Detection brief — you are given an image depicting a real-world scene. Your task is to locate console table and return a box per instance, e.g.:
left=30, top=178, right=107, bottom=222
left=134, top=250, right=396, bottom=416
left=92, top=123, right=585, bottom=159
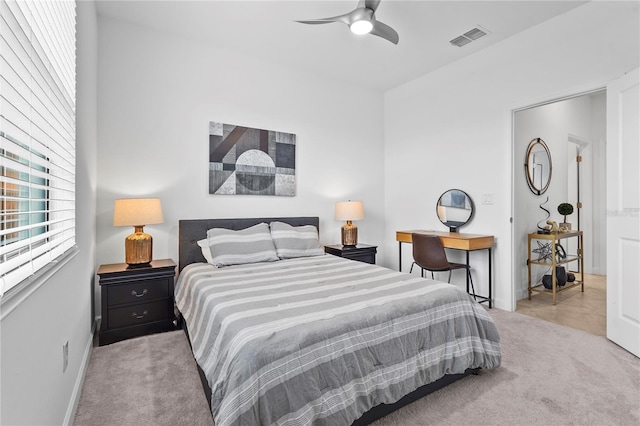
left=396, top=230, right=495, bottom=308
left=527, top=231, right=584, bottom=305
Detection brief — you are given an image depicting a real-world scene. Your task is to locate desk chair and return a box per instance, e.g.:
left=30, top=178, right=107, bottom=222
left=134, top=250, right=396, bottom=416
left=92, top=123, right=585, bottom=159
left=409, top=233, right=476, bottom=299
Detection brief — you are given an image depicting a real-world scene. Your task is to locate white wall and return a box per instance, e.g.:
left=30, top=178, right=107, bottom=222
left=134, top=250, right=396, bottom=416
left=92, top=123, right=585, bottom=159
left=383, top=1, right=639, bottom=310
left=0, top=1, right=98, bottom=424
left=513, top=93, right=606, bottom=299
left=95, top=17, right=386, bottom=313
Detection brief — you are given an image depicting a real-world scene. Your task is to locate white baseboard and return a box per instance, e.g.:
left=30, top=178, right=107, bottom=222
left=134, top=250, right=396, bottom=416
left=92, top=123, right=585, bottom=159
left=516, top=287, right=529, bottom=301
left=63, top=318, right=98, bottom=426
left=492, top=297, right=514, bottom=311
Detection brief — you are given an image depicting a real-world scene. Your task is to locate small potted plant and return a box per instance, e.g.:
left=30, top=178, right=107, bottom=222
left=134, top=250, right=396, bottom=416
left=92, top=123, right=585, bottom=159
left=557, top=203, right=574, bottom=230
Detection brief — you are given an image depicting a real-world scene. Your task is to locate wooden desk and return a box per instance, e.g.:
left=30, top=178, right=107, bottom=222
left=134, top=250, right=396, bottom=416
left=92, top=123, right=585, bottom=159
left=396, top=230, right=495, bottom=307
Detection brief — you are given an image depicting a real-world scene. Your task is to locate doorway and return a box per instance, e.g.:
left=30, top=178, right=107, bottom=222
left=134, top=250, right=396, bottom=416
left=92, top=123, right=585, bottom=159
left=512, top=90, right=607, bottom=336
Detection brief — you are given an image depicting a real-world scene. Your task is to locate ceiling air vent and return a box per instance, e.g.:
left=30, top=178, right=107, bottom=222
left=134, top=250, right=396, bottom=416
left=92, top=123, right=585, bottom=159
left=450, top=26, right=489, bottom=47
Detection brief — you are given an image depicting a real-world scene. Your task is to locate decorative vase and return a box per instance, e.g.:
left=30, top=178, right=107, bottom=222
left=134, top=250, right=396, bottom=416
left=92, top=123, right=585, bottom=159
left=542, top=266, right=568, bottom=289
left=560, top=222, right=572, bottom=230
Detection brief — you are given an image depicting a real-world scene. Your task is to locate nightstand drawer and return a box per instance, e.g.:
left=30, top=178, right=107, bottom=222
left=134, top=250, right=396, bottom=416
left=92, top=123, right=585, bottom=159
left=108, top=300, right=169, bottom=329
left=324, top=244, right=377, bottom=265
left=98, top=259, right=177, bottom=346
left=107, top=279, right=169, bottom=305
left=343, top=251, right=375, bottom=264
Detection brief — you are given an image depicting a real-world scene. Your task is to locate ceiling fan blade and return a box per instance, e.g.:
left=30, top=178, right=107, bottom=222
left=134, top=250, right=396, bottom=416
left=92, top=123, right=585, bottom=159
left=362, top=0, right=382, bottom=12
left=295, top=12, right=351, bottom=26
left=371, top=20, right=399, bottom=44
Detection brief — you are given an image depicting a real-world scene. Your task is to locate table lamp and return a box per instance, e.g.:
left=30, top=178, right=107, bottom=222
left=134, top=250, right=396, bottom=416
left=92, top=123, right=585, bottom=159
left=335, top=201, right=365, bottom=246
left=113, top=198, right=164, bottom=265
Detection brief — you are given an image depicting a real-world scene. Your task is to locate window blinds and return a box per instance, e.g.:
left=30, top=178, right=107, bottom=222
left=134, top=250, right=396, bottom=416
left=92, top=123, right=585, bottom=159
left=0, top=0, right=76, bottom=296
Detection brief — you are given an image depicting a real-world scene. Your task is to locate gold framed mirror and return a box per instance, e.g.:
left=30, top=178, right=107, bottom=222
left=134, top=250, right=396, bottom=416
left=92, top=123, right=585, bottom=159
left=525, top=138, right=552, bottom=195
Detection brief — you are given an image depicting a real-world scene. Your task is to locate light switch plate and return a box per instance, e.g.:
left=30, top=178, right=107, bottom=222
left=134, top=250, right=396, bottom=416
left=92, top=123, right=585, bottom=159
left=482, top=193, right=494, bottom=205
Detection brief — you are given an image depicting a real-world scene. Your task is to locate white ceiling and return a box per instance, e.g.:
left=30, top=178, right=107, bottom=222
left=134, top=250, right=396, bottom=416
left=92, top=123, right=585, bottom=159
left=95, top=0, right=588, bottom=92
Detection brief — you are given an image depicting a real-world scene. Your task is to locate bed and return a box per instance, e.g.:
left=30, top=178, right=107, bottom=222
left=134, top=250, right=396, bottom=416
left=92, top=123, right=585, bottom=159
left=176, top=217, right=501, bottom=425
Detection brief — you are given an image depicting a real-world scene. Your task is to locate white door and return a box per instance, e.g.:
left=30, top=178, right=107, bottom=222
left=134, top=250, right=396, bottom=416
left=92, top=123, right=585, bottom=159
left=606, top=68, right=640, bottom=357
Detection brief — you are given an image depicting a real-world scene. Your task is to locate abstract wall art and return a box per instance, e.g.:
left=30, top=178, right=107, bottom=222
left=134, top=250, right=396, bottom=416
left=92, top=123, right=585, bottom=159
left=208, top=122, right=296, bottom=196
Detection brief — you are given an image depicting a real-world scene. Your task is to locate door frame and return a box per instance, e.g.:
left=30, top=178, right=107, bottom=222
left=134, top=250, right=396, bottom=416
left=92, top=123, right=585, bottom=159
left=510, top=86, right=606, bottom=311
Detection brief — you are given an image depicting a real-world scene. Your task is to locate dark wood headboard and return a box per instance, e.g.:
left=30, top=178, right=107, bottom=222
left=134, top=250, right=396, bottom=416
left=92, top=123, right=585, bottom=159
left=178, top=217, right=320, bottom=272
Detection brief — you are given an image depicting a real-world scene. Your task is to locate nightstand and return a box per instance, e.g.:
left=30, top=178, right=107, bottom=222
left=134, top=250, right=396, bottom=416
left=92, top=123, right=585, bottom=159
left=324, top=244, right=377, bottom=264
left=98, top=258, right=177, bottom=346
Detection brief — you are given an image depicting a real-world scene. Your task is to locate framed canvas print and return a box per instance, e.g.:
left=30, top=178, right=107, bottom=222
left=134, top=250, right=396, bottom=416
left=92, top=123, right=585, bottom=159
left=209, top=122, right=296, bottom=196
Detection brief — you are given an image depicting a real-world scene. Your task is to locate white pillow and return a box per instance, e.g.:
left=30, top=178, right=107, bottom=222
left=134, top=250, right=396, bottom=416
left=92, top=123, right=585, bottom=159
left=206, top=223, right=279, bottom=267
left=197, top=238, right=214, bottom=264
left=269, top=221, right=324, bottom=259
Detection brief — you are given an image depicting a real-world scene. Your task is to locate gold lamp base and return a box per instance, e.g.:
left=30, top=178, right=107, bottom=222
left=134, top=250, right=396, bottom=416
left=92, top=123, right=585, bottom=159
left=341, top=220, right=358, bottom=246
left=125, top=225, right=153, bottom=265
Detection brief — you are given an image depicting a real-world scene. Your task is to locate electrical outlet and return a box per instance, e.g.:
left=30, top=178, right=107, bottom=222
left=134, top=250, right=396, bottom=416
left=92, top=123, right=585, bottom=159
left=63, top=341, right=69, bottom=373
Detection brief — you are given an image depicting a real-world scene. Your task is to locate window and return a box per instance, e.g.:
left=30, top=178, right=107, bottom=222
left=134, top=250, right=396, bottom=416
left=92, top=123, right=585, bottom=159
left=0, top=0, right=76, bottom=297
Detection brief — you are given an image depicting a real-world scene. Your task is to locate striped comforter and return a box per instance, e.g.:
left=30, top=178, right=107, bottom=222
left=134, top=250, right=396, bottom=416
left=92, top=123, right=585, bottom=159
left=175, top=254, right=501, bottom=426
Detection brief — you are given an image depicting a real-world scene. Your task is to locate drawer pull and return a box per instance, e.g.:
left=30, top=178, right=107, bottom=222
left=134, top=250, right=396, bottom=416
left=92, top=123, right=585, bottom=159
left=132, top=310, right=148, bottom=319
left=131, top=289, right=148, bottom=298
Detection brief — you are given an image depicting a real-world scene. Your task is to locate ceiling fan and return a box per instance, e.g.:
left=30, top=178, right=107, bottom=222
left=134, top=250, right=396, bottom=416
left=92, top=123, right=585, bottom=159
left=296, top=0, right=399, bottom=45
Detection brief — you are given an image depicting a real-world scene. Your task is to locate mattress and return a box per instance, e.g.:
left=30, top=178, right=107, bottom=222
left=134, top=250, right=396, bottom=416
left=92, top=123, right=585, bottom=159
left=175, top=254, right=501, bottom=425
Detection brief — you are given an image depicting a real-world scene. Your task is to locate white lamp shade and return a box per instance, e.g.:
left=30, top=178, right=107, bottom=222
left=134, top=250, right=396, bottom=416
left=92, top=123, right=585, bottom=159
left=113, top=198, right=164, bottom=227
left=335, top=201, right=365, bottom=221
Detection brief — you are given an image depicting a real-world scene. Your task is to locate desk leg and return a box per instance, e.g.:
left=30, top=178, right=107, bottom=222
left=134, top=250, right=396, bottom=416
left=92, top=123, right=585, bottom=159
left=398, top=242, right=402, bottom=272
left=488, top=247, right=492, bottom=309
left=465, top=251, right=470, bottom=294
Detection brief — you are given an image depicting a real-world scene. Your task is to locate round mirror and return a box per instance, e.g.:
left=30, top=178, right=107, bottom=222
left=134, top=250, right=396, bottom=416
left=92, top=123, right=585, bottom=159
left=525, top=138, right=552, bottom=195
left=436, top=189, right=474, bottom=233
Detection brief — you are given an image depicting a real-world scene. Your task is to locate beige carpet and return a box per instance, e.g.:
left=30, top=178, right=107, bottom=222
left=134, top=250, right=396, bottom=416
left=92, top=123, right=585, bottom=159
left=74, top=309, right=639, bottom=425
left=74, top=328, right=213, bottom=426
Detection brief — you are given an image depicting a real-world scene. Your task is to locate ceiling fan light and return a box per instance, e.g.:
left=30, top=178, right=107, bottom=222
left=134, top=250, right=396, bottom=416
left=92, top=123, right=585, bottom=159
left=350, top=19, right=373, bottom=34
